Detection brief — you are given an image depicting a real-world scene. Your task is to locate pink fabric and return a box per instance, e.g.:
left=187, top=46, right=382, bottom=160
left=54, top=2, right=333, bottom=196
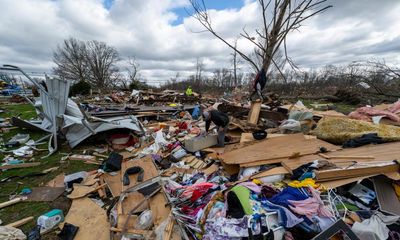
left=349, top=106, right=400, bottom=122
left=288, top=187, right=333, bottom=219
left=237, top=182, right=262, bottom=193
left=179, top=182, right=216, bottom=201
left=388, top=101, right=400, bottom=114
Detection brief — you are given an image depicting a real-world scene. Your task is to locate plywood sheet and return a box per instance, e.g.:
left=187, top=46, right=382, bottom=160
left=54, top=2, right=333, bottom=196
left=26, top=187, right=64, bottom=202
left=149, top=192, right=171, bottom=227
left=315, top=162, right=399, bottom=181
left=121, top=192, right=149, bottom=214
left=101, top=172, right=121, bottom=197
left=68, top=184, right=98, bottom=199
left=121, top=156, right=159, bottom=192
left=282, top=141, right=400, bottom=172
left=222, top=134, right=339, bottom=165
left=65, top=198, right=110, bottom=240
left=46, top=174, right=65, bottom=188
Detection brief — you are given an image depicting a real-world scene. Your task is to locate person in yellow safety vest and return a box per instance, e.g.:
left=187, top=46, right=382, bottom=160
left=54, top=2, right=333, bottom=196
left=186, top=86, right=193, bottom=96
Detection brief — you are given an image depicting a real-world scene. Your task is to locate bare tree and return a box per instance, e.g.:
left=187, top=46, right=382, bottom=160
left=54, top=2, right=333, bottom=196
left=231, top=39, right=241, bottom=86
left=127, top=56, right=140, bottom=82
left=53, top=37, right=88, bottom=82
left=366, top=59, right=400, bottom=79
left=195, top=58, right=204, bottom=82
left=84, top=40, right=120, bottom=89
left=189, top=0, right=332, bottom=77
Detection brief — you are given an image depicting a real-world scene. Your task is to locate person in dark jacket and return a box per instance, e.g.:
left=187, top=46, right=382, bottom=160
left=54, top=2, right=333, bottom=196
left=251, top=68, right=267, bottom=100
left=203, top=109, right=229, bottom=147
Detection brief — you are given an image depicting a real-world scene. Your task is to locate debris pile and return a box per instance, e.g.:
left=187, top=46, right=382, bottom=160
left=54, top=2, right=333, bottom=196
left=2, top=67, right=400, bottom=240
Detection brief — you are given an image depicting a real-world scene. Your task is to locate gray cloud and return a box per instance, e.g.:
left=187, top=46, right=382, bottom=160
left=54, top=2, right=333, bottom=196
left=0, top=0, right=399, bottom=84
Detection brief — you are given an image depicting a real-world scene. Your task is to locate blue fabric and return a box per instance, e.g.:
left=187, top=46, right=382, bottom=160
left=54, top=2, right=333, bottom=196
left=262, top=199, right=303, bottom=228
left=192, top=105, right=201, bottom=119
left=268, top=187, right=309, bottom=207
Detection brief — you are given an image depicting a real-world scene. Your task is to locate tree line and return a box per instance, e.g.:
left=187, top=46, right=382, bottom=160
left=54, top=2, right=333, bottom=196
left=53, top=37, right=148, bottom=93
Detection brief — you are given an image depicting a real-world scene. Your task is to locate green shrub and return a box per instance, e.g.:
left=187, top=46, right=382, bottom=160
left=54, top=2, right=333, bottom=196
left=70, top=80, right=91, bottom=96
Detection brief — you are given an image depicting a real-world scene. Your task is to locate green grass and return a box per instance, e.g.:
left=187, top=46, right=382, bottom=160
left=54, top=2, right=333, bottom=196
left=300, top=99, right=357, bottom=114
left=0, top=103, right=96, bottom=237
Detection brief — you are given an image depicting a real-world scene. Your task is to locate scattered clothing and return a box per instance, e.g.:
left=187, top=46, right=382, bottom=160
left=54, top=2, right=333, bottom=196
left=262, top=199, right=304, bottom=228
left=269, top=186, right=309, bottom=208
left=352, top=212, right=400, bottom=240
left=288, top=188, right=333, bottom=221
left=288, top=178, right=319, bottom=188
left=343, top=133, right=385, bottom=148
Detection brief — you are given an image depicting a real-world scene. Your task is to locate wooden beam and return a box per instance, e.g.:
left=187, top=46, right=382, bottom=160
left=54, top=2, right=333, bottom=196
left=6, top=216, right=34, bottom=228
left=0, top=197, right=26, bottom=209
left=247, top=101, right=262, bottom=125
left=0, top=162, right=40, bottom=170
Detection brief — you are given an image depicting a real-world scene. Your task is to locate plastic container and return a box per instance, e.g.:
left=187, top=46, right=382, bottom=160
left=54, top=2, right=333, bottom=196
left=37, top=209, right=64, bottom=232
left=64, top=171, right=88, bottom=188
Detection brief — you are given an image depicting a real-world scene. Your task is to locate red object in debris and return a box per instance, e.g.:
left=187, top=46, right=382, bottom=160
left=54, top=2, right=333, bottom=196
left=177, top=122, right=188, bottom=130
left=110, top=133, right=138, bottom=150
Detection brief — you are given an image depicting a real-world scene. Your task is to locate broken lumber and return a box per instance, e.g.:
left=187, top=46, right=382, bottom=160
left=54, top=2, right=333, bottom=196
left=315, top=161, right=399, bottom=181
left=317, top=153, right=374, bottom=160
left=247, top=100, right=262, bottom=125
left=69, top=154, right=96, bottom=162
left=6, top=216, right=34, bottom=228
left=0, top=162, right=40, bottom=170
left=0, top=197, right=26, bottom=209
left=221, top=134, right=339, bottom=165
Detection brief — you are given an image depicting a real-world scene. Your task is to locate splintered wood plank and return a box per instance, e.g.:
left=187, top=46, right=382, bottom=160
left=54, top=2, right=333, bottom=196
left=247, top=101, right=262, bottom=124
left=202, top=164, right=219, bottom=175
left=315, top=162, right=399, bottom=181
left=65, top=198, right=110, bottom=240
left=221, top=134, right=339, bottom=165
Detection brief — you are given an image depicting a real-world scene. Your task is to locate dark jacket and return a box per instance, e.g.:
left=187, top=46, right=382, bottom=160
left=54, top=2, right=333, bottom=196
left=253, top=68, right=267, bottom=90
left=206, top=110, right=229, bottom=131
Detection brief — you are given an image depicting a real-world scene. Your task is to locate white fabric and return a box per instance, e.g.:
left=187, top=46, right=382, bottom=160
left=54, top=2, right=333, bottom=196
left=352, top=212, right=400, bottom=240
left=0, top=226, right=26, bottom=240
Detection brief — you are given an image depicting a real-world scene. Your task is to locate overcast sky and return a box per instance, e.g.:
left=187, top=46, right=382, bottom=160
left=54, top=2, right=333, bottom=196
left=0, top=0, right=400, bottom=85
